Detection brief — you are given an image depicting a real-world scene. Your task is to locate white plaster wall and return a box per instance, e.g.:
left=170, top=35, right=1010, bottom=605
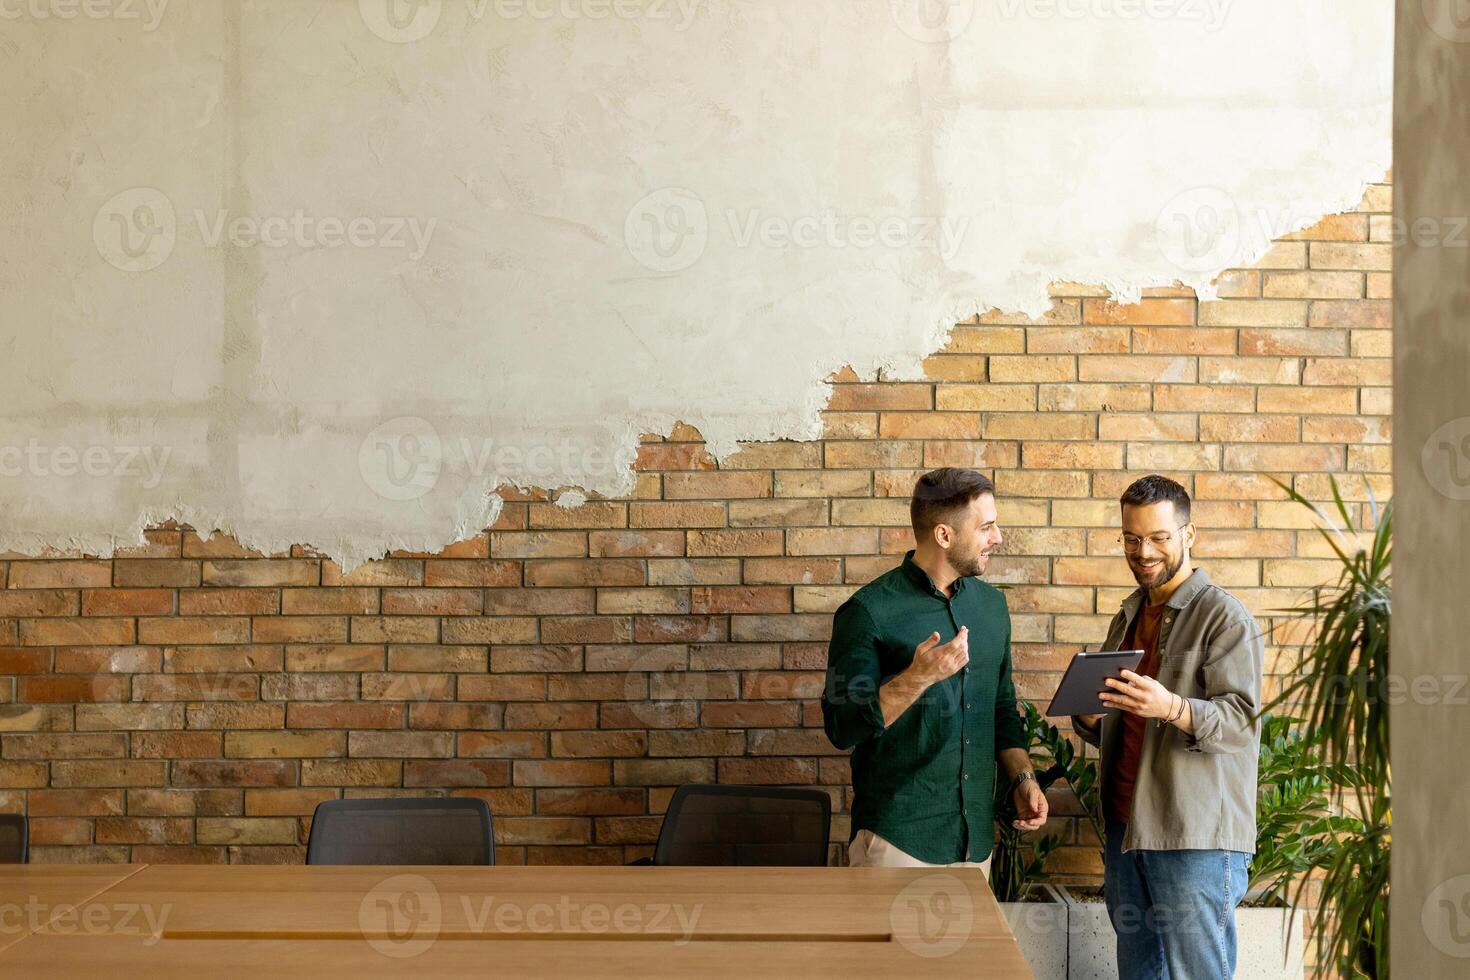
left=0, top=0, right=1391, bottom=567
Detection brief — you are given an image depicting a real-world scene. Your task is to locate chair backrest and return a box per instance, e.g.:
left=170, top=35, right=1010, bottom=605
left=652, top=784, right=831, bottom=867
left=306, top=798, right=494, bottom=866
left=0, top=814, right=27, bottom=864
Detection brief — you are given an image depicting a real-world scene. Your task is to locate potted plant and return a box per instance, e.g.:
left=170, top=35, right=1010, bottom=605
left=1259, top=478, right=1390, bottom=979
left=990, top=701, right=1073, bottom=978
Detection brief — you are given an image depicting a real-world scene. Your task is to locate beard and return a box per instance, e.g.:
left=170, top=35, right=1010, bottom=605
left=953, top=542, right=992, bottom=579
left=1128, top=551, right=1183, bottom=590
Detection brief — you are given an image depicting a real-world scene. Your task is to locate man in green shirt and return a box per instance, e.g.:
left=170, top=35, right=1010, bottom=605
left=822, top=467, right=1048, bottom=869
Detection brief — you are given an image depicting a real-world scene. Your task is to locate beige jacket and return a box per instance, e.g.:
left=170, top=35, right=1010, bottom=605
left=1073, top=567, right=1263, bottom=854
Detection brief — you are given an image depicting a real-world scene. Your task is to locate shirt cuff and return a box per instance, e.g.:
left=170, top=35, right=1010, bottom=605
left=1183, top=697, right=1217, bottom=752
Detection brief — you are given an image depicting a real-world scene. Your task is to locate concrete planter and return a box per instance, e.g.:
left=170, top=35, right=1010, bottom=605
left=1053, top=885, right=1306, bottom=980
left=998, top=883, right=1069, bottom=980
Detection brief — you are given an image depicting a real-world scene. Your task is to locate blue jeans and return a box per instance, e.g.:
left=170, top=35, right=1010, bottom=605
left=1103, top=820, right=1251, bottom=980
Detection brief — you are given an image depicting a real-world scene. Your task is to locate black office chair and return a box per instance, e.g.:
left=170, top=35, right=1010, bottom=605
left=0, top=814, right=27, bottom=864
left=637, top=784, right=831, bottom=867
left=305, top=798, right=494, bottom=865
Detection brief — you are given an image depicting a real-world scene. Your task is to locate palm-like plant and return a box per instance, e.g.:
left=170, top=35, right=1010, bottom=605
left=1261, top=477, right=1391, bottom=979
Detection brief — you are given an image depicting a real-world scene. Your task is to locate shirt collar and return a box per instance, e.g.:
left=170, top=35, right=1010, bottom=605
left=901, top=549, right=966, bottom=598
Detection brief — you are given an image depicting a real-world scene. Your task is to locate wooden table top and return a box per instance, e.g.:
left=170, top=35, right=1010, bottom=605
left=0, top=865, right=1032, bottom=978
left=0, top=864, right=146, bottom=952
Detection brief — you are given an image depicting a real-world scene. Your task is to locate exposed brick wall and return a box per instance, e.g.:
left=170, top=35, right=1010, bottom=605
left=0, top=178, right=1391, bottom=872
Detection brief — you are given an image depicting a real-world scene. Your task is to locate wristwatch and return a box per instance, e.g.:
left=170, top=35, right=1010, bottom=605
left=1011, top=770, right=1037, bottom=792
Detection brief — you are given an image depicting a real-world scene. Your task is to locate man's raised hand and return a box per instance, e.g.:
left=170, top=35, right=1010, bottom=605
left=909, top=626, right=969, bottom=687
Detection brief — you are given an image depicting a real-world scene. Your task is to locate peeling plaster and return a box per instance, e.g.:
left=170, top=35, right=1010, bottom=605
left=0, top=1, right=1391, bottom=568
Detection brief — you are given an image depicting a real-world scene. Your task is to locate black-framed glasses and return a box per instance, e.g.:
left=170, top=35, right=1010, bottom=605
left=1118, top=524, right=1188, bottom=554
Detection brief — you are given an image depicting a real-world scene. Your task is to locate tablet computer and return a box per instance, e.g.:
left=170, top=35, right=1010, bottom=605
left=1044, top=649, right=1145, bottom=717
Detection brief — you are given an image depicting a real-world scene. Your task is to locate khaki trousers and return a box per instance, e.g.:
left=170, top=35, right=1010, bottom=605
left=847, top=828, right=993, bottom=877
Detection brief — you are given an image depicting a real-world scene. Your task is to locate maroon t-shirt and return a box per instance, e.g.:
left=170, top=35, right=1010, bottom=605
left=1106, top=601, right=1165, bottom=825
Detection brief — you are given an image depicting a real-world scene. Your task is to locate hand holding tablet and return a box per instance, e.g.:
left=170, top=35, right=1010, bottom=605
left=1044, top=649, right=1145, bottom=717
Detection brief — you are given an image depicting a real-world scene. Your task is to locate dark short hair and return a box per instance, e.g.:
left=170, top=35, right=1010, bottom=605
left=1120, top=474, right=1191, bottom=524
left=911, top=468, right=995, bottom=537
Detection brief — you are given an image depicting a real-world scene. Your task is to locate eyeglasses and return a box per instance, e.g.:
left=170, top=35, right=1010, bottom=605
left=1118, top=524, right=1188, bottom=554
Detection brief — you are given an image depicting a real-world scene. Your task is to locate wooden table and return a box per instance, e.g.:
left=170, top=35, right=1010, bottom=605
left=0, top=865, right=1033, bottom=977
left=0, top=864, right=146, bottom=952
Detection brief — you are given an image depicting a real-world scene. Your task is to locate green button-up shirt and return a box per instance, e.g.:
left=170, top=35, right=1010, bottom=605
left=822, top=549, right=1026, bottom=864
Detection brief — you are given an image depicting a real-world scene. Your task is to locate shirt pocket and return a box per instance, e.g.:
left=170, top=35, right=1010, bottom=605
left=1157, top=643, right=1201, bottom=695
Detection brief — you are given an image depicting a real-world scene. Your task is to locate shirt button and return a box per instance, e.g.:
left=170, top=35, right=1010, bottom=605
left=965, top=702, right=972, bottom=710
left=964, top=738, right=971, bottom=745
left=961, top=666, right=969, bottom=673
left=963, top=772, right=969, bottom=780
left=961, top=807, right=967, bottom=817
